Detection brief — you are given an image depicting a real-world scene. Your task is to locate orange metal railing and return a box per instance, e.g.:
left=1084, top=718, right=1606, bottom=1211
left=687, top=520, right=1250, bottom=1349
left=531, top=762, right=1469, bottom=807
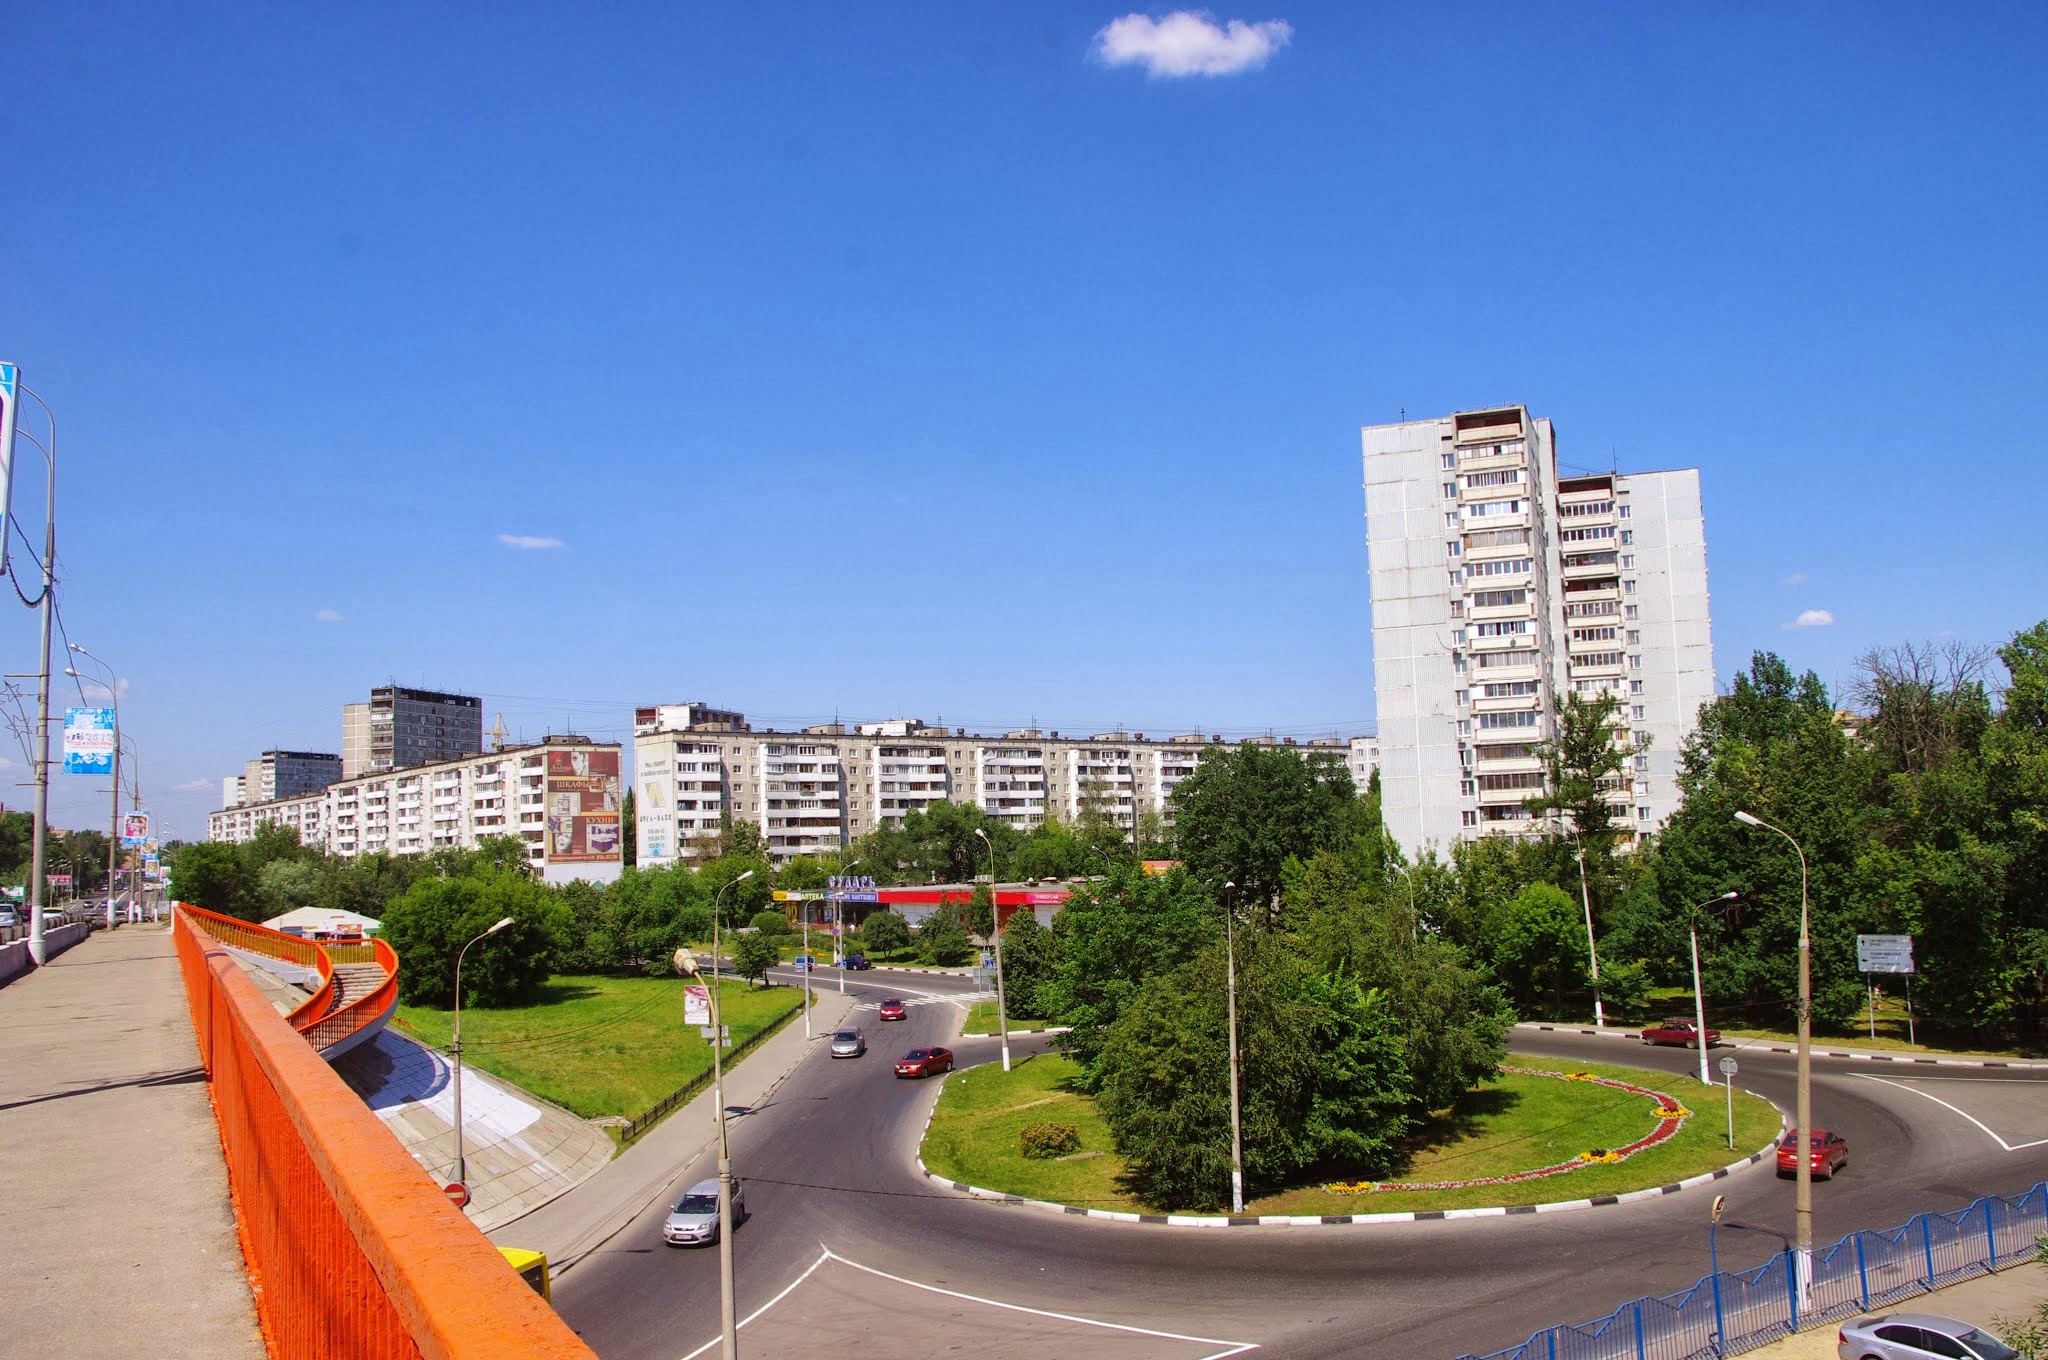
left=175, top=903, right=398, bottom=1055
left=301, top=935, right=399, bottom=1052
left=173, top=906, right=596, bottom=1360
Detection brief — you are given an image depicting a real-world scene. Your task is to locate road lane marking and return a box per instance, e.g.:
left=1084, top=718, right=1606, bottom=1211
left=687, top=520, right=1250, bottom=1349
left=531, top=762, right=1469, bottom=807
left=675, top=1248, right=834, bottom=1360
left=819, top=1247, right=1260, bottom=1358
left=1853, top=1074, right=2048, bottom=1152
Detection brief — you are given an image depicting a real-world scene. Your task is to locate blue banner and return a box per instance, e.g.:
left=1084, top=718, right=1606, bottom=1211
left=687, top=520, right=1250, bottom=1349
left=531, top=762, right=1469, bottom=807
left=62, top=707, right=116, bottom=775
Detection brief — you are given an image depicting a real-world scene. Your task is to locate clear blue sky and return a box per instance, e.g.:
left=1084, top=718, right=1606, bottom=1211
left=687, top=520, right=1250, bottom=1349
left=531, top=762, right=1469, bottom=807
left=7, top=4, right=2044, bottom=840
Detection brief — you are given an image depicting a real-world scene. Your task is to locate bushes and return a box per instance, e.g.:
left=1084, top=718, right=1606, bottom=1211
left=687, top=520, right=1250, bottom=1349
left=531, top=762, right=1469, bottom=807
left=1019, top=1122, right=1081, bottom=1159
left=750, top=908, right=791, bottom=936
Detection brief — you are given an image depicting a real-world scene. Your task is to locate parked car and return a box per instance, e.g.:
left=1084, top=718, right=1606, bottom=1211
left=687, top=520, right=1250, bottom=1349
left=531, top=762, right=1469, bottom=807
left=662, top=1178, right=744, bottom=1247
left=877, top=997, right=907, bottom=1021
left=894, top=1046, right=954, bottom=1079
left=1778, top=1128, right=1849, bottom=1179
left=1640, top=1018, right=1720, bottom=1049
left=842, top=954, right=873, bottom=971
left=0, top=910, right=19, bottom=928
left=830, top=1027, right=867, bottom=1058
left=1837, top=1312, right=2018, bottom=1360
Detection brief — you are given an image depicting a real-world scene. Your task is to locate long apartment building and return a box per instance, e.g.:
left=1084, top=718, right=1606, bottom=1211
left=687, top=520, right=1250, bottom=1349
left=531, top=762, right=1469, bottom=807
left=208, top=735, right=624, bottom=887
left=1361, top=405, right=1712, bottom=856
left=635, top=702, right=1378, bottom=866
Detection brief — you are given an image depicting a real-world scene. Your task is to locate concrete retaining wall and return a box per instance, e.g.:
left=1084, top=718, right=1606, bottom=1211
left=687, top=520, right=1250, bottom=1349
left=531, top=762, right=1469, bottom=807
left=0, top=923, right=93, bottom=988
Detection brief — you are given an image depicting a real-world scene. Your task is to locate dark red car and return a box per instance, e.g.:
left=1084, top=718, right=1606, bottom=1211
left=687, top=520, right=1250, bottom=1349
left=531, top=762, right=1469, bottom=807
left=1640, top=1018, right=1720, bottom=1049
left=1777, top=1129, right=1848, bottom=1179
left=894, top=1046, right=954, bottom=1079
left=877, top=997, right=907, bottom=1022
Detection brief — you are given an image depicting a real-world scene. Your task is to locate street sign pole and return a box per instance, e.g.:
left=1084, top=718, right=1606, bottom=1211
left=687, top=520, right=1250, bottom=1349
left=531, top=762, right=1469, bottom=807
left=1718, top=1056, right=1738, bottom=1150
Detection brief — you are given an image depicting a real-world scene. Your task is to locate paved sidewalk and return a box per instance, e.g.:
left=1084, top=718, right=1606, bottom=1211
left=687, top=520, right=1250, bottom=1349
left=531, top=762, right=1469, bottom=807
left=489, top=984, right=864, bottom=1272
left=1744, top=1262, right=2046, bottom=1356
left=0, top=925, right=264, bottom=1360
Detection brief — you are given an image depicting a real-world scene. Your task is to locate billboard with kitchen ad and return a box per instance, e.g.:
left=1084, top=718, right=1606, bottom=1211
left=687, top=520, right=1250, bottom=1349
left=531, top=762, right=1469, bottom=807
left=121, top=812, right=152, bottom=846
left=545, top=747, right=623, bottom=863
left=63, top=707, right=116, bottom=775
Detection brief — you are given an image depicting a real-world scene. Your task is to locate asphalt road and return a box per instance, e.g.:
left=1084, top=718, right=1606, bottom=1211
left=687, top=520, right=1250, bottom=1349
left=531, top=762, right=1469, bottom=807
left=552, top=986, right=2048, bottom=1360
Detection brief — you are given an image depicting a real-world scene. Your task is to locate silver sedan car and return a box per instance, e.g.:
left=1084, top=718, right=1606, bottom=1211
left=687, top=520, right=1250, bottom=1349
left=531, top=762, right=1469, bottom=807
left=662, top=1178, right=744, bottom=1247
left=1837, top=1313, right=2018, bottom=1360
left=830, top=1026, right=867, bottom=1058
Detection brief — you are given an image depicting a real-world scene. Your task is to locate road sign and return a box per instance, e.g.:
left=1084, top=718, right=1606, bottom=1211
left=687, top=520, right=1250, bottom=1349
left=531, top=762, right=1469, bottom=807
left=1717, top=1057, right=1738, bottom=1076
left=443, top=1182, right=470, bottom=1208
left=1856, top=934, right=1915, bottom=974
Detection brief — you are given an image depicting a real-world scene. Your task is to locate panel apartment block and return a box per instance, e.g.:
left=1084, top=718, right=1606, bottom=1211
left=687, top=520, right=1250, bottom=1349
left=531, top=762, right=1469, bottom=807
left=1362, top=406, right=1712, bottom=858
left=341, top=686, right=484, bottom=778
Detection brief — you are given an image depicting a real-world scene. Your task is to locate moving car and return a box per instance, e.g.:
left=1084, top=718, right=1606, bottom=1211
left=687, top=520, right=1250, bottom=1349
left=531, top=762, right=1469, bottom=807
left=1837, top=1312, right=2018, bottom=1359
left=894, top=1046, right=954, bottom=1078
left=877, top=997, right=907, bottom=1021
left=1778, top=1128, right=1849, bottom=1179
left=842, top=954, right=873, bottom=970
left=830, top=1026, right=867, bottom=1058
left=663, top=1178, right=744, bottom=1247
left=1640, top=1018, right=1720, bottom=1049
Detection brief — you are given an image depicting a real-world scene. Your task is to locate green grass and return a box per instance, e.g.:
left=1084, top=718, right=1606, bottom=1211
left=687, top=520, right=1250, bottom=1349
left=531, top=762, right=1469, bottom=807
left=920, top=1055, right=1781, bottom=1216
left=960, top=1000, right=1051, bottom=1034
left=394, top=974, right=803, bottom=1121
left=922, top=1054, right=1145, bottom=1211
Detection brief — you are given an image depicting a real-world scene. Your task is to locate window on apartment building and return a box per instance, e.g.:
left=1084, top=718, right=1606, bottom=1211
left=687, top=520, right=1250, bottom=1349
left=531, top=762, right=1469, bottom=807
left=1631, top=680, right=1645, bottom=693
left=1633, top=729, right=1649, bottom=745
left=1483, top=680, right=1541, bottom=698
left=1459, top=780, right=1475, bottom=797
left=1452, top=651, right=1466, bottom=671
left=1462, top=810, right=1478, bottom=827
left=1446, top=540, right=1461, bottom=557
left=1626, top=605, right=1640, bottom=619
left=1471, top=588, right=1528, bottom=608
left=1477, top=710, right=1539, bottom=729
left=1454, top=628, right=1467, bottom=644
left=1473, top=620, right=1529, bottom=637
left=1632, top=705, right=1646, bottom=720
left=1458, top=720, right=1472, bottom=735
left=1443, top=482, right=1457, bottom=499
left=1462, top=468, right=1523, bottom=489
left=1618, top=503, right=1631, bottom=518
left=1627, top=630, right=1641, bottom=644
left=1635, top=754, right=1649, bottom=771
left=1629, top=654, right=1642, bottom=669
left=1445, top=510, right=1458, bottom=528
left=1624, top=580, right=1636, bottom=594
left=1620, top=554, right=1634, bottom=569
left=1466, top=557, right=1533, bottom=579
left=1441, top=451, right=1456, bottom=469
left=1453, top=690, right=1468, bottom=706
left=1449, top=570, right=1462, bottom=587
left=1467, top=498, right=1525, bottom=519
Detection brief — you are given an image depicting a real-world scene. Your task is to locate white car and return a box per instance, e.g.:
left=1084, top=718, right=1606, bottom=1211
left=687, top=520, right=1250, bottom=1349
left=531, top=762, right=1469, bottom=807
left=1837, top=1313, right=2018, bottom=1360
left=0, top=910, right=19, bottom=928
left=662, top=1178, right=744, bottom=1247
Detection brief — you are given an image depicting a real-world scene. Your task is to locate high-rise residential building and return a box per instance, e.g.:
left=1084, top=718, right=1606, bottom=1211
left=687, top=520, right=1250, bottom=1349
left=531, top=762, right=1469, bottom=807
left=1361, top=405, right=1713, bottom=856
left=227, top=750, right=343, bottom=807
left=341, top=686, right=484, bottom=777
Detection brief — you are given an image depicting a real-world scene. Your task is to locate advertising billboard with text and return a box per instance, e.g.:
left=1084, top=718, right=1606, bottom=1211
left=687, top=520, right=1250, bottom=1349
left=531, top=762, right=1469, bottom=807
left=544, top=747, right=623, bottom=864
left=63, top=707, right=116, bottom=775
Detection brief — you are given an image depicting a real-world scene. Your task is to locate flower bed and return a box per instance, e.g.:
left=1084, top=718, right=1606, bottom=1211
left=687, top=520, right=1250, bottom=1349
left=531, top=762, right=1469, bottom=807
left=1327, top=1065, right=1692, bottom=1195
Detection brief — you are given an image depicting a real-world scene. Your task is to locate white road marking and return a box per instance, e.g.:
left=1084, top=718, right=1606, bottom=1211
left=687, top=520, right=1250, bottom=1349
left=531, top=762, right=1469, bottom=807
left=675, top=1248, right=834, bottom=1360
left=820, top=1247, right=1260, bottom=1358
left=1853, top=1074, right=2048, bottom=1152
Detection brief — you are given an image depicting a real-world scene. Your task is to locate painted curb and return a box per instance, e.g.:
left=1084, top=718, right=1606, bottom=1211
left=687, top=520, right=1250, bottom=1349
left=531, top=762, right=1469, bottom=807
left=1517, top=1022, right=2048, bottom=1070
left=870, top=964, right=980, bottom=976
left=959, top=1026, right=1073, bottom=1039
left=913, top=1062, right=1787, bottom=1228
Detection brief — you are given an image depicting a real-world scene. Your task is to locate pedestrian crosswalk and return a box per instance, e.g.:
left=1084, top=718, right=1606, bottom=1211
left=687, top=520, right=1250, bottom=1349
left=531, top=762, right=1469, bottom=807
left=855, top=992, right=994, bottom=1011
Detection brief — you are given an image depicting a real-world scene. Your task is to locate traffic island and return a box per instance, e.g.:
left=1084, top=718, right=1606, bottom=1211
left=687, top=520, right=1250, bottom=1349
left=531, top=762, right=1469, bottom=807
left=918, top=1055, right=1783, bottom=1225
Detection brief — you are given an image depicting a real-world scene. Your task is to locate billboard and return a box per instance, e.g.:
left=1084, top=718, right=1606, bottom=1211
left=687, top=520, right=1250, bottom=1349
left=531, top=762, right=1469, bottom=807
left=121, top=813, right=151, bottom=847
left=0, top=363, right=16, bottom=576
left=63, top=707, right=117, bottom=775
left=683, top=983, right=711, bottom=1027
left=544, top=747, right=623, bottom=864
left=1856, top=934, right=1915, bottom=974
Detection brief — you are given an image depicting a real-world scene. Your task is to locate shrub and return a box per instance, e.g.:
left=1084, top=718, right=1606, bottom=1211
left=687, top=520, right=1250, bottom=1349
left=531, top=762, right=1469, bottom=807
left=750, top=909, right=791, bottom=936
left=1019, top=1121, right=1081, bottom=1160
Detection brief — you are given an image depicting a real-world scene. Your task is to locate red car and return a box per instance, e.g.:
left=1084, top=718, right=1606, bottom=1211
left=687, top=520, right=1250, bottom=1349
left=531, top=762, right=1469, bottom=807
left=894, top=1046, right=954, bottom=1079
left=1777, top=1129, right=1848, bottom=1179
left=1640, top=1018, right=1721, bottom=1049
left=877, top=998, right=907, bottom=1022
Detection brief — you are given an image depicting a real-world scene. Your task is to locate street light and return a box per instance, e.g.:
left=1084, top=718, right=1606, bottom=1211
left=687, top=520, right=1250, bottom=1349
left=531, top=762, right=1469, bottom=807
left=1734, top=808, right=1811, bottom=1304
left=1563, top=825, right=1605, bottom=1028
left=1222, top=880, right=1245, bottom=1216
left=450, top=916, right=515, bottom=1191
left=65, top=645, right=121, bottom=932
left=972, top=828, right=1010, bottom=1073
left=834, top=856, right=859, bottom=995
left=683, top=864, right=754, bottom=1360
left=1686, top=891, right=1740, bottom=1085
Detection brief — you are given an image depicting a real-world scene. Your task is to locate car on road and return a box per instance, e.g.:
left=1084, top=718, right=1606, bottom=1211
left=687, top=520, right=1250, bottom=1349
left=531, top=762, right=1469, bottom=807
left=894, top=1046, right=954, bottom=1078
left=830, top=1027, right=867, bottom=1058
left=662, top=1178, right=745, bottom=1247
left=877, top=997, right=907, bottom=1021
left=1837, top=1312, right=2018, bottom=1359
left=842, top=954, right=873, bottom=970
left=0, top=910, right=19, bottom=928
left=1640, top=1018, right=1720, bottom=1049
left=1779, top=1128, right=1849, bottom=1179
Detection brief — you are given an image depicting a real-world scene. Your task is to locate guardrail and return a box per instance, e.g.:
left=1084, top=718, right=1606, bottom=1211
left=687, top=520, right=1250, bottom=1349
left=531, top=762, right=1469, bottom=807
left=175, top=903, right=398, bottom=1057
left=300, top=935, right=399, bottom=1054
left=1458, top=1182, right=2048, bottom=1360
left=173, top=906, right=597, bottom=1360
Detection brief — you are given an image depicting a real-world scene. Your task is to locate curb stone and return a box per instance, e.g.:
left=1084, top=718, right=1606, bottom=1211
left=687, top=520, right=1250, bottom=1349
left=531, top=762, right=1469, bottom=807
left=912, top=1060, right=1787, bottom=1228
left=1517, top=1022, right=2048, bottom=1070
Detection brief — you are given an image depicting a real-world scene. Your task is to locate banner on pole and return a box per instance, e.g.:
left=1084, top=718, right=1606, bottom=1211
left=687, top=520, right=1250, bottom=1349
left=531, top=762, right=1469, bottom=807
left=62, top=708, right=117, bottom=775
left=121, top=812, right=151, bottom=847
left=683, top=983, right=710, bottom=1027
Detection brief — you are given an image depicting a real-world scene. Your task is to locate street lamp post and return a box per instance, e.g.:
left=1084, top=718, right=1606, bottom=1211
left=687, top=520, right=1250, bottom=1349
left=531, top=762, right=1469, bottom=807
left=64, top=645, right=120, bottom=931
left=1223, top=880, right=1245, bottom=1215
left=451, top=915, right=515, bottom=1190
left=1735, top=808, right=1811, bottom=1304
left=1566, top=827, right=1604, bottom=1028
left=1687, top=891, right=1740, bottom=1086
left=695, top=867, right=755, bottom=1360
left=972, top=828, right=1010, bottom=1073
left=834, top=856, right=859, bottom=995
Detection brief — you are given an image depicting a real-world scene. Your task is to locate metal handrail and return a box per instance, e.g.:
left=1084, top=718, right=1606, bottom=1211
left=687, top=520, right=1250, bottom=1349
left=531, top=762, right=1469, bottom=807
left=178, top=904, right=394, bottom=1054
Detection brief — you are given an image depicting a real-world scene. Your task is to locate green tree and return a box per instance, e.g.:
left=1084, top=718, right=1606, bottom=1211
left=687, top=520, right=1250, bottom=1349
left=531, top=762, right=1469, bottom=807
left=1525, top=690, right=1640, bottom=858
left=997, top=908, right=1060, bottom=1019
left=255, top=859, right=321, bottom=919
left=750, top=908, right=791, bottom=936
left=379, top=868, right=570, bottom=1007
left=731, top=931, right=781, bottom=987
left=916, top=902, right=975, bottom=966
left=621, top=788, right=637, bottom=866
left=1490, top=882, right=1590, bottom=1013
left=1169, top=744, right=1368, bottom=916
left=1042, top=864, right=1221, bottom=1077
left=861, top=908, right=911, bottom=955
left=168, top=841, right=245, bottom=917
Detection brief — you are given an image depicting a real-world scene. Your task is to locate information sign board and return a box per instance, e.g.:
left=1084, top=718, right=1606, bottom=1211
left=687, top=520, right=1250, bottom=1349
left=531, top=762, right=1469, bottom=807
left=1856, top=934, right=1915, bottom=974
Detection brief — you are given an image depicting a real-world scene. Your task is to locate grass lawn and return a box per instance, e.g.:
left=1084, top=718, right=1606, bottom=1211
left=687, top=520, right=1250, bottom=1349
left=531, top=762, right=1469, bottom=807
left=395, top=974, right=803, bottom=1121
left=960, top=1000, right=1051, bottom=1034
left=922, top=1054, right=1146, bottom=1212
left=921, top=1055, right=1780, bottom=1217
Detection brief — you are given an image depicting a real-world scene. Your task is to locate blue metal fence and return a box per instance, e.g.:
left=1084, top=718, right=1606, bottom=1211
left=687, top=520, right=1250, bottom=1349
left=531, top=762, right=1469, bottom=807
left=1457, top=1183, right=2048, bottom=1360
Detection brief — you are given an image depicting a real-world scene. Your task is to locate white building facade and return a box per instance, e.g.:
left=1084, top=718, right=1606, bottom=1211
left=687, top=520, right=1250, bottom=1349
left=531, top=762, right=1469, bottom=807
left=1361, top=406, right=1712, bottom=857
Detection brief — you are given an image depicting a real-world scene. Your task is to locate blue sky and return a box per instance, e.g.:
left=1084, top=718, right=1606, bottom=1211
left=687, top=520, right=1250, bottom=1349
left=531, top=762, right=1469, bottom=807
left=6, top=4, right=2044, bottom=840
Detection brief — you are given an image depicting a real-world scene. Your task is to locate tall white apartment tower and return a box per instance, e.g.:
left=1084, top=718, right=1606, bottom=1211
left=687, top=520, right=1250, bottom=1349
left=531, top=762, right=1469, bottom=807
left=1361, top=406, right=1713, bottom=857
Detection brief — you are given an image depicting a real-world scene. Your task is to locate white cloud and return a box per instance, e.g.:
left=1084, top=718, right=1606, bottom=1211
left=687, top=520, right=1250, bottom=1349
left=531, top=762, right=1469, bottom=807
left=1094, top=10, right=1292, bottom=77
left=174, top=779, right=212, bottom=793
left=1781, top=573, right=1807, bottom=586
left=498, top=534, right=565, bottom=550
left=1785, top=609, right=1835, bottom=630
left=315, top=608, right=345, bottom=623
